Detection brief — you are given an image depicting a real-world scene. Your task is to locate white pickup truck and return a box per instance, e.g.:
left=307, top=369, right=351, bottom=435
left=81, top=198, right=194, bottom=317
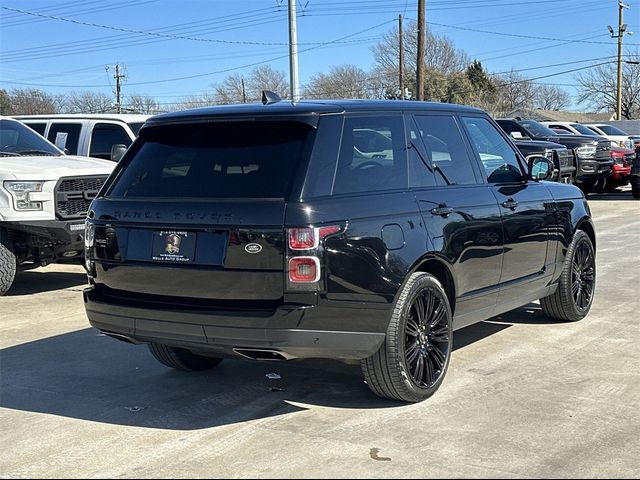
left=0, top=117, right=115, bottom=294
left=12, top=113, right=150, bottom=161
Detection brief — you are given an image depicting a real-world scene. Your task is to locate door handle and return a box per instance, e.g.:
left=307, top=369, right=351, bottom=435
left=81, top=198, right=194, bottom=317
left=502, top=198, right=519, bottom=209
left=430, top=204, right=454, bottom=217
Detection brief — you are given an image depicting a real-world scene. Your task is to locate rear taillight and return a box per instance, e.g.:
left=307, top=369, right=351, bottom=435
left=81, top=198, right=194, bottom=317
left=288, top=257, right=320, bottom=283
left=286, top=225, right=342, bottom=289
left=289, top=228, right=317, bottom=250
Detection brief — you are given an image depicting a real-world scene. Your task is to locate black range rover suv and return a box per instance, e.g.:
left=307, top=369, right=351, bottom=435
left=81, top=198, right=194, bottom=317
left=84, top=100, right=597, bottom=403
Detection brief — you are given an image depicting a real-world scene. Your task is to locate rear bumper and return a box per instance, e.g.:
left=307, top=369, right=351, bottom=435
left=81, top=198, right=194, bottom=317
left=84, top=288, right=387, bottom=360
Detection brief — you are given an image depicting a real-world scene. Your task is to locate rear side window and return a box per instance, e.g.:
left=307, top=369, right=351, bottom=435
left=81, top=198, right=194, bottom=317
left=413, top=115, right=478, bottom=186
left=333, top=115, right=407, bottom=195
left=108, top=121, right=313, bottom=199
left=47, top=123, right=82, bottom=154
left=24, top=122, right=46, bottom=136
left=89, top=123, right=132, bottom=159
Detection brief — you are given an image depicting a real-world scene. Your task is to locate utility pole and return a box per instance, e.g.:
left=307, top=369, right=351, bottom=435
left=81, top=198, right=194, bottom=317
left=609, top=1, right=630, bottom=120
left=399, top=14, right=404, bottom=100
left=112, top=64, right=126, bottom=114
left=288, top=0, right=300, bottom=103
left=416, top=0, right=425, bottom=101
left=241, top=77, right=247, bottom=103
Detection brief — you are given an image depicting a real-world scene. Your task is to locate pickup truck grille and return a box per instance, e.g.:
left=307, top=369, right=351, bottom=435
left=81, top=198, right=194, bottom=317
left=55, top=175, right=108, bottom=220
left=596, top=141, right=612, bottom=161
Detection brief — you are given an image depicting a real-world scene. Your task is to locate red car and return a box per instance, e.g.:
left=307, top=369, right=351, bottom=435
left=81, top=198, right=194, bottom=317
left=606, top=147, right=634, bottom=190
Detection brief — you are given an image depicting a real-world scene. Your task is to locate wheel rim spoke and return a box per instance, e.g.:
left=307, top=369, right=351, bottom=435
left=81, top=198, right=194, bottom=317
left=404, top=286, right=451, bottom=389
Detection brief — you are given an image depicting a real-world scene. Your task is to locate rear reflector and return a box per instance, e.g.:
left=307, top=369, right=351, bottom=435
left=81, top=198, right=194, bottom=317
left=289, top=256, right=320, bottom=283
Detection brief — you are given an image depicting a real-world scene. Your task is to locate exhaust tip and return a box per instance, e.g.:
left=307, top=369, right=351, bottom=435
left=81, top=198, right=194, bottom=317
left=233, top=348, right=292, bottom=361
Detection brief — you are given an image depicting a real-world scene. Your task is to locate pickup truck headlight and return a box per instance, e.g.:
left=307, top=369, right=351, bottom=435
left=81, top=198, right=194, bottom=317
left=3, top=181, right=45, bottom=211
left=574, top=145, right=597, bottom=159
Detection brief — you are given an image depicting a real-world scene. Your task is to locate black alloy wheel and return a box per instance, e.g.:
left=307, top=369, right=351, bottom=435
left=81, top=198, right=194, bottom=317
left=362, top=272, right=453, bottom=402
left=571, top=240, right=595, bottom=312
left=404, top=289, right=450, bottom=388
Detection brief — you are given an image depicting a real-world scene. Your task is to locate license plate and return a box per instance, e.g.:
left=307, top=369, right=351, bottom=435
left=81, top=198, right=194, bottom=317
left=151, top=230, right=196, bottom=263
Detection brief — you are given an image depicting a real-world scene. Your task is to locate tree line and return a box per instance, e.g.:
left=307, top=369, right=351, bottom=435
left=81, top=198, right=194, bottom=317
left=1, top=23, right=638, bottom=119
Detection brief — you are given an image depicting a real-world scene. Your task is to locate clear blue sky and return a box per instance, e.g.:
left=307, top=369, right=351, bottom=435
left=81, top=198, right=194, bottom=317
left=1, top=0, right=638, bottom=110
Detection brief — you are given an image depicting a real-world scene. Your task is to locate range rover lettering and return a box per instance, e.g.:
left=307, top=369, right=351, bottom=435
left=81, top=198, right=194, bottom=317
left=84, top=99, right=596, bottom=403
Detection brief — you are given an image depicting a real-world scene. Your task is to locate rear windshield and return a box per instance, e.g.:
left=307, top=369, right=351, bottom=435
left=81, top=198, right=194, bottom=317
left=107, top=121, right=313, bottom=199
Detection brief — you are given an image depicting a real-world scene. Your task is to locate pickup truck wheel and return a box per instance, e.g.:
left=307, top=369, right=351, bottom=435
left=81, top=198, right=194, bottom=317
left=632, top=185, right=640, bottom=199
left=0, top=242, right=17, bottom=296
left=148, top=343, right=223, bottom=371
left=541, top=230, right=595, bottom=322
left=361, top=272, right=452, bottom=403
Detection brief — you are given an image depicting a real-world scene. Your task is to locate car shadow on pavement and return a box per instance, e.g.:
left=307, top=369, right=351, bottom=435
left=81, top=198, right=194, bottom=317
left=7, top=269, right=87, bottom=296
left=0, top=305, right=557, bottom=431
left=586, top=189, right=636, bottom=201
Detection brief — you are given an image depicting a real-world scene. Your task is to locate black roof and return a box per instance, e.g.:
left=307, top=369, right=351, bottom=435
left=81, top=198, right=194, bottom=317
left=145, top=99, right=485, bottom=126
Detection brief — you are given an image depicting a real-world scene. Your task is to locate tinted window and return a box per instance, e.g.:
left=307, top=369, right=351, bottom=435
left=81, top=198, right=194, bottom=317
left=0, top=119, right=61, bottom=156
left=406, top=118, right=436, bottom=188
left=570, top=123, right=599, bottom=136
left=90, top=124, right=132, bottom=159
left=333, top=115, right=407, bottom=195
left=413, top=115, right=477, bottom=186
left=47, top=123, right=82, bottom=154
left=108, top=121, right=312, bottom=199
left=518, top=120, right=556, bottom=137
left=128, top=122, right=144, bottom=136
left=463, top=117, right=524, bottom=183
left=24, top=122, right=46, bottom=136
left=596, top=124, right=628, bottom=136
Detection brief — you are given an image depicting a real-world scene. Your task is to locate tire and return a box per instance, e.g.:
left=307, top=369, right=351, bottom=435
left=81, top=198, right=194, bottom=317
left=0, top=242, right=17, bottom=296
left=541, top=230, right=595, bottom=322
left=633, top=185, right=640, bottom=199
left=361, top=272, right=453, bottom=403
left=148, top=343, right=223, bottom=371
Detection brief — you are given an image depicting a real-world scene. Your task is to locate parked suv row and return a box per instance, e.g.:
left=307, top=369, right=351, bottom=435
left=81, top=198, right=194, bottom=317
left=496, top=118, right=613, bottom=191
left=84, top=99, right=596, bottom=403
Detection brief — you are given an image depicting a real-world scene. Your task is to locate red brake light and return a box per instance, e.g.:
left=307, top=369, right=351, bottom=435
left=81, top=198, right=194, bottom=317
left=289, top=257, right=320, bottom=283
left=289, top=228, right=316, bottom=250
left=319, top=225, right=341, bottom=238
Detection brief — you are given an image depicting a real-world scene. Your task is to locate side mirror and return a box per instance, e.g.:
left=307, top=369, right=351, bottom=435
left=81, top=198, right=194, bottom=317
left=110, top=144, right=127, bottom=162
left=527, top=155, right=554, bottom=181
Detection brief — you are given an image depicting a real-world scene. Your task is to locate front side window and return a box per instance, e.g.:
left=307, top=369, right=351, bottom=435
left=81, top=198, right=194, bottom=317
left=463, top=117, right=524, bottom=184
left=570, top=123, right=599, bottom=136
left=413, top=114, right=478, bottom=186
left=108, top=121, right=313, bottom=199
left=47, top=123, right=82, bottom=154
left=90, top=124, right=132, bottom=159
left=333, top=115, right=407, bottom=195
left=595, top=124, right=628, bottom=136
left=24, top=122, right=47, bottom=136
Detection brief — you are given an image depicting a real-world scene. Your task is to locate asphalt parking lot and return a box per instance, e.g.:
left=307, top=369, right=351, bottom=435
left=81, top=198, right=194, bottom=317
left=1, top=188, right=639, bottom=479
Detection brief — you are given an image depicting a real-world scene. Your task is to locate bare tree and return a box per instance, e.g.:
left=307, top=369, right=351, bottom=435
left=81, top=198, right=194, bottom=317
left=125, top=94, right=160, bottom=114
left=304, top=64, right=372, bottom=99
left=575, top=54, right=640, bottom=119
left=247, top=65, right=289, bottom=99
left=371, top=21, right=471, bottom=98
left=213, top=73, right=246, bottom=104
left=6, top=88, right=60, bottom=115
left=533, top=84, right=571, bottom=111
left=492, top=70, right=538, bottom=117
left=169, top=93, right=217, bottom=111
left=0, top=89, right=12, bottom=115
left=62, top=91, right=113, bottom=113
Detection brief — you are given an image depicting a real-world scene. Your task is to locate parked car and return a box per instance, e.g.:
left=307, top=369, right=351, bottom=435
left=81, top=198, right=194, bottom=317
left=83, top=99, right=597, bottom=403
left=583, top=123, right=634, bottom=149
left=511, top=139, right=575, bottom=184
left=496, top=118, right=613, bottom=192
left=12, top=114, right=151, bottom=161
left=0, top=117, right=114, bottom=295
left=605, top=147, right=635, bottom=191
left=540, top=121, right=605, bottom=138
